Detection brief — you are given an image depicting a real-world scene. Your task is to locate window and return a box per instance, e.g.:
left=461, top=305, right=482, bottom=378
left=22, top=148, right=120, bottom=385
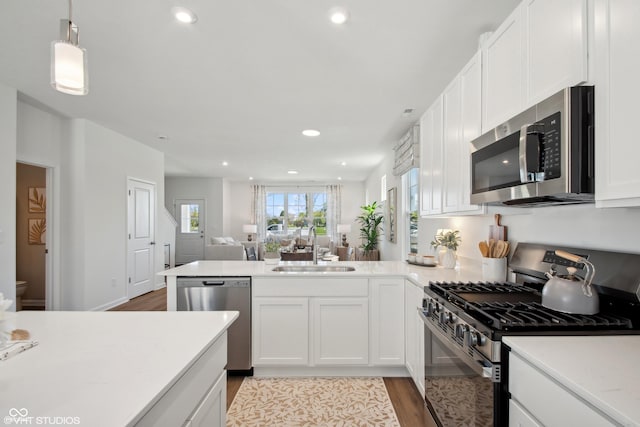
left=266, top=191, right=327, bottom=236
left=180, top=203, right=200, bottom=233
left=406, top=168, right=419, bottom=254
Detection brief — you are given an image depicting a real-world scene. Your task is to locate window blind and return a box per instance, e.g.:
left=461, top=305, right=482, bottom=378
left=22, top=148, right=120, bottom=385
left=393, top=124, right=420, bottom=176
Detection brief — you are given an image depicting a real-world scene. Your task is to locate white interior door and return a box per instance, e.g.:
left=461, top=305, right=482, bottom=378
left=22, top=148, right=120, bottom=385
left=127, top=179, right=155, bottom=299
left=175, top=199, right=205, bottom=264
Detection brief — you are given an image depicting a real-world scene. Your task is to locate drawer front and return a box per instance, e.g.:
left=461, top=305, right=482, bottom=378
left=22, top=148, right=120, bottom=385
left=136, top=333, right=227, bottom=426
left=509, top=353, right=615, bottom=427
left=253, top=277, right=369, bottom=297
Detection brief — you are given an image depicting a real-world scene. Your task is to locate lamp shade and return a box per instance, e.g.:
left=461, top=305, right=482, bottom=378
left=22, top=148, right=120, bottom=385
left=51, top=40, right=88, bottom=95
left=337, top=224, right=352, bottom=234
left=243, top=224, right=258, bottom=234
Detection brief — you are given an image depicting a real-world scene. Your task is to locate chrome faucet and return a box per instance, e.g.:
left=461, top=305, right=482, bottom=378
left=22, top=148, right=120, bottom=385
left=308, top=225, right=317, bottom=264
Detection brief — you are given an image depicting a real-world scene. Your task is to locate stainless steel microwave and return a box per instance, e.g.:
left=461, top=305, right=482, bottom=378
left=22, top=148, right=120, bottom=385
left=470, top=86, right=594, bottom=207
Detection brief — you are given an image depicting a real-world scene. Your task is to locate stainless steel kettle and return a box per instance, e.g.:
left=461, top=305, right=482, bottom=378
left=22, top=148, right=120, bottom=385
left=542, top=250, right=599, bottom=315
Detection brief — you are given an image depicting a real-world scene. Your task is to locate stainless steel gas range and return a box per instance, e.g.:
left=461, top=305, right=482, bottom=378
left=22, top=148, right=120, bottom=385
left=420, top=242, right=640, bottom=427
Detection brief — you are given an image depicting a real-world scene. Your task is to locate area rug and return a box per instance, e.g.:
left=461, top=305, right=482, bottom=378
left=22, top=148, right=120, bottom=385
left=227, top=377, right=401, bottom=427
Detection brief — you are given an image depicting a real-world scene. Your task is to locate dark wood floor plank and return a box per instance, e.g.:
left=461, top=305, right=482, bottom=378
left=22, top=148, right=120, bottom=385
left=109, top=288, right=435, bottom=425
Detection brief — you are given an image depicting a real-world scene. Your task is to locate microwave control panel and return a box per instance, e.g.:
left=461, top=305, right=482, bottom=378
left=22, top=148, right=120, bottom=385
left=539, top=111, right=561, bottom=179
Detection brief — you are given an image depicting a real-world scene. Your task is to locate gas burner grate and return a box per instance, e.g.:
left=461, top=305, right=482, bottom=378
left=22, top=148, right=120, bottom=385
left=470, top=301, right=634, bottom=331
left=429, top=281, right=538, bottom=294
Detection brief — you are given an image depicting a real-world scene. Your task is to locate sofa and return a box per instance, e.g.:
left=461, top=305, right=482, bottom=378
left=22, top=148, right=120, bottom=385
left=204, top=237, right=247, bottom=260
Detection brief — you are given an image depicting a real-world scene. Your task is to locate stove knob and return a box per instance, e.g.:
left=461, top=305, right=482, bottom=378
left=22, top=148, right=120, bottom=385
left=439, top=311, right=447, bottom=324
left=468, top=331, right=486, bottom=347
left=447, top=312, right=456, bottom=323
left=435, top=302, right=440, bottom=313
left=455, top=324, right=466, bottom=339
left=427, top=301, right=435, bottom=316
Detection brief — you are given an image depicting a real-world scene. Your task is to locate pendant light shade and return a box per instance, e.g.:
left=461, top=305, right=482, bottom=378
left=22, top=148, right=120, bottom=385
left=51, top=1, right=88, bottom=95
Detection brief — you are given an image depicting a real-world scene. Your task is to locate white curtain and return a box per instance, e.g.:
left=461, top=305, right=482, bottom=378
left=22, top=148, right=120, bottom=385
left=251, top=184, right=267, bottom=241
left=326, top=184, right=342, bottom=243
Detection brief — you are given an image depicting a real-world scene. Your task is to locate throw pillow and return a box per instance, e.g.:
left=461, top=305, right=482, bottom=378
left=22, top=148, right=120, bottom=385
left=212, top=237, right=228, bottom=245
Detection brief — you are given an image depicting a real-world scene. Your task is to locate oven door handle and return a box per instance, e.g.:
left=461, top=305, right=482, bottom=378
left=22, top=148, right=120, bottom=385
left=418, top=307, right=501, bottom=383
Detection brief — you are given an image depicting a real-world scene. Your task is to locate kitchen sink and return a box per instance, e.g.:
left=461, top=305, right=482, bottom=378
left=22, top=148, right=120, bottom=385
left=271, top=265, right=356, bottom=273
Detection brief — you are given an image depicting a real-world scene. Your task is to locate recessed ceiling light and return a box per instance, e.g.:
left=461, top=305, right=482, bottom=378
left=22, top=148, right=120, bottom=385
left=249, top=176, right=254, bottom=180
left=340, top=161, right=347, bottom=166
left=222, top=161, right=228, bottom=166
left=288, top=170, right=299, bottom=175
left=302, top=129, right=320, bottom=137
left=172, top=7, right=198, bottom=24
left=337, top=177, right=343, bottom=180
left=329, top=7, right=349, bottom=25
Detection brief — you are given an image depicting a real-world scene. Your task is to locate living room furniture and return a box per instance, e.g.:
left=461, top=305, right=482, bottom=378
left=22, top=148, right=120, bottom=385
left=280, top=251, right=313, bottom=261
left=204, top=244, right=246, bottom=260
left=336, top=246, right=354, bottom=261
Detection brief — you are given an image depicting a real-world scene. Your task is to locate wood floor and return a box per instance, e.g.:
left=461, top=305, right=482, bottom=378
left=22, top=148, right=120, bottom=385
left=110, top=288, right=436, bottom=427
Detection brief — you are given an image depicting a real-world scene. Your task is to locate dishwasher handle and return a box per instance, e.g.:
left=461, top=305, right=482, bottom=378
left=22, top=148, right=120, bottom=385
left=202, top=280, right=226, bottom=286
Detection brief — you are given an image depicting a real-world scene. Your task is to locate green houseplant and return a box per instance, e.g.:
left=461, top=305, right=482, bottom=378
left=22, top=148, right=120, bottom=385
left=263, top=239, right=281, bottom=264
left=356, top=201, right=383, bottom=261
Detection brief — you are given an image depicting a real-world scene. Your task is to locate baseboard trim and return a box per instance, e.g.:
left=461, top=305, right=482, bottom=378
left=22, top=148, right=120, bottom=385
left=253, top=366, right=409, bottom=377
left=92, top=297, right=129, bottom=311
left=21, top=299, right=45, bottom=309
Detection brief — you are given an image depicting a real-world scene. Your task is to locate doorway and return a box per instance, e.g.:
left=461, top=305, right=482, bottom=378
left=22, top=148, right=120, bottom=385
left=127, top=179, right=156, bottom=299
left=16, top=162, right=50, bottom=310
left=175, top=199, right=205, bottom=265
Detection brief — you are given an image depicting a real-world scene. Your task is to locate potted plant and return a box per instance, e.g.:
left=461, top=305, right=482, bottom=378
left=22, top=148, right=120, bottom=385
left=356, top=201, right=383, bottom=261
left=430, top=230, right=461, bottom=269
left=263, top=239, right=281, bottom=264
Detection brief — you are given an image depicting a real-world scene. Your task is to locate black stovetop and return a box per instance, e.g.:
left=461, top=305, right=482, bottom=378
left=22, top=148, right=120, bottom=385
left=428, top=281, right=637, bottom=332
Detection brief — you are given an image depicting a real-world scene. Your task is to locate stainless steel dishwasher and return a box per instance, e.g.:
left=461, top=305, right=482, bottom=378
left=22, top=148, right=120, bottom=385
left=176, top=276, right=252, bottom=375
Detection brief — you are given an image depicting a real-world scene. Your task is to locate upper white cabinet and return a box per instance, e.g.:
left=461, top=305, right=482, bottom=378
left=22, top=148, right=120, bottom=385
left=443, top=52, right=485, bottom=214
left=419, top=96, right=443, bottom=216
left=524, top=0, right=588, bottom=105
left=593, top=0, right=640, bottom=207
left=482, top=0, right=588, bottom=132
left=482, top=5, right=525, bottom=132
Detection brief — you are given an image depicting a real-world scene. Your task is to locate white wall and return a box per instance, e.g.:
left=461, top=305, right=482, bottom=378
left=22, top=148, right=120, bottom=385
left=15, top=98, right=166, bottom=310
left=417, top=204, right=640, bottom=261
left=164, top=177, right=225, bottom=241
left=0, top=83, right=17, bottom=308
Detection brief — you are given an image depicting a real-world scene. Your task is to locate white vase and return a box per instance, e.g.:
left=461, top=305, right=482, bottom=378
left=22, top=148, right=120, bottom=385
left=441, top=248, right=457, bottom=269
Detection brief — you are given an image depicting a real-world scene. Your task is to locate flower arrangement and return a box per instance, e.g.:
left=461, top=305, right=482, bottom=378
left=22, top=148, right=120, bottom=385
left=430, top=230, right=461, bottom=251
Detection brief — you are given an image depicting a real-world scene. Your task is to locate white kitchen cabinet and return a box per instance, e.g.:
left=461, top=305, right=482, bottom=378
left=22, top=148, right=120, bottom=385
left=312, top=297, right=369, bottom=365
left=593, top=0, right=640, bottom=207
left=442, top=52, right=485, bottom=215
left=405, top=280, right=425, bottom=396
left=252, top=297, right=309, bottom=365
left=370, top=278, right=404, bottom=366
left=483, top=0, right=587, bottom=132
left=509, top=400, right=542, bottom=427
left=508, top=352, right=615, bottom=426
left=186, top=370, right=227, bottom=427
left=524, top=0, right=588, bottom=105
left=482, top=4, right=525, bottom=132
left=419, top=96, right=443, bottom=216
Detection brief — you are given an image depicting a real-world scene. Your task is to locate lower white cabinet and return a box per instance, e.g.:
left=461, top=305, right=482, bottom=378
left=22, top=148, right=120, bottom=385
left=405, top=280, right=425, bottom=396
left=137, top=333, right=228, bottom=427
left=370, top=278, right=405, bottom=366
left=252, top=277, right=405, bottom=369
left=253, top=297, right=309, bottom=365
left=508, top=352, right=614, bottom=426
left=312, top=298, right=369, bottom=365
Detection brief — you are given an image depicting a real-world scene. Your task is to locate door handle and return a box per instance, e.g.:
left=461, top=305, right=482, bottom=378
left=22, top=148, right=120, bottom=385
left=518, top=123, right=543, bottom=183
left=149, top=241, right=156, bottom=245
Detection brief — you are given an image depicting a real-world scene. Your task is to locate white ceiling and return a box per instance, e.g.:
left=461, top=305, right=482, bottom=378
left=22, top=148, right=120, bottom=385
left=1, top=0, right=518, bottom=183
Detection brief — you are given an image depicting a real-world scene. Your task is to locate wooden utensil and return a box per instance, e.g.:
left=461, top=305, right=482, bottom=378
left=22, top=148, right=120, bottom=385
left=489, top=214, right=507, bottom=241
left=488, top=239, right=496, bottom=258
left=478, top=241, right=489, bottom=257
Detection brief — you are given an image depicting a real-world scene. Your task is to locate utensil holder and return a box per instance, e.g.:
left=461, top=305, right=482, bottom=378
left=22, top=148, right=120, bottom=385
left=482, top=257, right=507, bottom=282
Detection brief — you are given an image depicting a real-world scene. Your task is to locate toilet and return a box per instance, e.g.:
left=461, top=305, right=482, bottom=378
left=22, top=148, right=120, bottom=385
left=16, top=281, right=28, bottom=311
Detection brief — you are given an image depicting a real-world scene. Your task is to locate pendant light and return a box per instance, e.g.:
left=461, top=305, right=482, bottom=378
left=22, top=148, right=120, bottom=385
left=51, top=0, right=88, bottom=95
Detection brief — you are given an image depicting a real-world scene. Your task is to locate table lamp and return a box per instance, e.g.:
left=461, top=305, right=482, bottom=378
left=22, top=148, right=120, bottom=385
left=243, top=224, right=258, bottom=241
left=337, top=224, right=352, bottom=247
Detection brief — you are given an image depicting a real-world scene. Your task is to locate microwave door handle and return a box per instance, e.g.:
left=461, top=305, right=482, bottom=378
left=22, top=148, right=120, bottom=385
left=519, top=124, right=542, bottom=183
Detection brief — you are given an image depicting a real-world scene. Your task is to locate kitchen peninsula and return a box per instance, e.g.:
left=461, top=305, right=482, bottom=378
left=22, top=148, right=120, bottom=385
left=0, top=311, right=238, bottom=427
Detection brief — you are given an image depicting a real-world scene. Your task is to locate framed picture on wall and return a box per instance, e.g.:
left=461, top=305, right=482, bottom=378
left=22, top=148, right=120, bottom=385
left=28, top=218, right=46, bottom=245
left=387, top=187, right=397, bottom=243
left=28, top=187, right=46, bottom=213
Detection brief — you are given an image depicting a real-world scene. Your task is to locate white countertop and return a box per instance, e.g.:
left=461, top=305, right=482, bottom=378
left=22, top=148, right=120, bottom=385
left=503, top=335, right=640, bottom=426
left=159, top=259, right=485, bottom=285
left=0, top=311, right=238, bottom=426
